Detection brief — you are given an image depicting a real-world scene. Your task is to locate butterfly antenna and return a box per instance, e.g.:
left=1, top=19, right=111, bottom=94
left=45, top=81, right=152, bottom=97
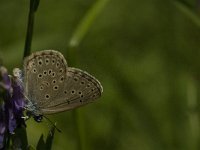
left=43, top=115, right=62, bottom=133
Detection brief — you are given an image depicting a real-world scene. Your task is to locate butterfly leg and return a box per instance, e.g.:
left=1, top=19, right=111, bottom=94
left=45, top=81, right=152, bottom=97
left=21, top=115, right=30, bottom=121
left=21, top=111, right=33, bottom=121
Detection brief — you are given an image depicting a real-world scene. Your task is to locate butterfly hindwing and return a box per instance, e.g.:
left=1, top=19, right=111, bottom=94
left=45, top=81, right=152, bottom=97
left=41, top=67, right=103, bottom=114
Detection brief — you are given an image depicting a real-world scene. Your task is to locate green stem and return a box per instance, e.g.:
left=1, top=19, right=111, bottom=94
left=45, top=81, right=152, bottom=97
left=187, top=76, right=199, bottom=150
left=24, top=0, right=40, bottom=58
left=173, top=0, right=200, bottom=28
left=72, top=110, right=86, bottom=150
left=69, top=0, right=110, bottom=48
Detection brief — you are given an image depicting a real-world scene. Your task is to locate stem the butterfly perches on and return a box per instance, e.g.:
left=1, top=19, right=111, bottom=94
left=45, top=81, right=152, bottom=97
left=24, top=0, right=40, bottom=58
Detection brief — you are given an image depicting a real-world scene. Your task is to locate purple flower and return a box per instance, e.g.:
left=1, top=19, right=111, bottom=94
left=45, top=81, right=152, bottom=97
left=0, top=105, right=6, bottom=149
left=0, top=66, right=25, bottom=149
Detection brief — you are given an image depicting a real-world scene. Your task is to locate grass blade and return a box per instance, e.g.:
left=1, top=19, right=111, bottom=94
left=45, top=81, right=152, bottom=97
left=69, top=0, right=110, bottom=48
left=173, top=0, right=200, bottom=27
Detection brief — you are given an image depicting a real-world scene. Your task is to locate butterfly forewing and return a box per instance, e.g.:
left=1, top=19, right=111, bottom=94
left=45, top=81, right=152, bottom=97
left=24, top=50, right=68, bottom=110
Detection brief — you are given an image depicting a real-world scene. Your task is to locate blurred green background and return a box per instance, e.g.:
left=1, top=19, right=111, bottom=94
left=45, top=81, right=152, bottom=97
left=0, top=0, right=200, bottom=149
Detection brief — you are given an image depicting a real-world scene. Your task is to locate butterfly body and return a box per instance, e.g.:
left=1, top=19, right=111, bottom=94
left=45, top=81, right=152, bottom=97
left=14, top=50, right=103, bottom=119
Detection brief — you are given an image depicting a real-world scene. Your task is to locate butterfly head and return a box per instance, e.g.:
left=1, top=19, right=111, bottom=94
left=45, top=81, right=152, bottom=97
left=33, top=115, right=43, bottom=122
left=26, top=107, right=43, bottom=122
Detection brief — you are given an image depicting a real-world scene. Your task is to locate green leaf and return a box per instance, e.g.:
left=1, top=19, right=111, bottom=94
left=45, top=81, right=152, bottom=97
left=11, top=127, right=28, bottom=150
left=45, top=126, right=55, bottom=150
left=27, top=145, right=36, bottom=150
left=36, top=126, right=56, bottom=150
left=36, top=134, right=46, bottom=150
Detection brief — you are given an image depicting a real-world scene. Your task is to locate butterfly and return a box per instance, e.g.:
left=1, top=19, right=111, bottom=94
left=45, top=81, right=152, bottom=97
left=13, top=50, right=103, bottom=123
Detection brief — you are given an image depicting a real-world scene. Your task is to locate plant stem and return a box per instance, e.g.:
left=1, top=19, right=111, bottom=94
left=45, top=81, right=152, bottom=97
left=72, top=110, right=86, bottom=150
left=24, top=0, right=40, bottom=58
left=187, top=76, right=199, bottom=150
left=173, top=0, right=200, bottom=28
left=69, top=0, right=110, bottom=48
